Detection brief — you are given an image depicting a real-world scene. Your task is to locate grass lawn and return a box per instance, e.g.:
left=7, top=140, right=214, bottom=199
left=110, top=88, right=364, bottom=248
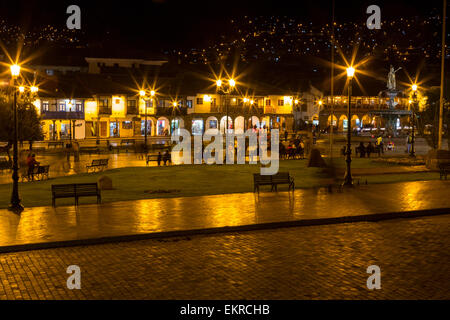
left=0, top=159, right=439, bottom=208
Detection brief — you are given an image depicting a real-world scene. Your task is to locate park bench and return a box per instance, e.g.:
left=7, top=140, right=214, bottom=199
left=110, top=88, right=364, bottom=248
left=439, top=162, right=450, bottom=180
left=253, top=172, right=295, bottom=192
left=146, top=154, right=160, bottom=165
left=52, top=183, right=101, bottom=207
left=47, top=141, right=65, bottom=149
left=20, top=165, right=50, bottom=182
left=86, top=159, right=109, bottom=173
left=270, top=172, right=295, bottom=191
left=253, top=174, right=273, bottom=192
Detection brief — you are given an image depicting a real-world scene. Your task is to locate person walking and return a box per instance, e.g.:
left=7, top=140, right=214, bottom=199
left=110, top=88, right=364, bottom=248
left=376, top=136, right=384, bottom=154
left=284, top=130, right=288, bottom=142
left=406, top=133, right=412, bottom=153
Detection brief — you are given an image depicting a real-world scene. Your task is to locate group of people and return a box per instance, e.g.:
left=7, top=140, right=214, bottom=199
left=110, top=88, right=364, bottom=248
left=355, top=142, right=378, bottom=158
left=280, top=135, right=306, bottom=159
left=156, top=150, right=172, bottom=166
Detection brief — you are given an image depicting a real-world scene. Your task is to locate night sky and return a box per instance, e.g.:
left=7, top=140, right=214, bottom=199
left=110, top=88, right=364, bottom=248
left=0, top=0, right=445, bottom=50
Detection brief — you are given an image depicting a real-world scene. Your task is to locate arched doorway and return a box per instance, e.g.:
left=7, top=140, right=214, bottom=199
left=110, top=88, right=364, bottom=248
left=205, top=116, right=218, bottom=134
left=339, top=115, right=348, bottom=131
left=191, top=118, right=204, bottom=136
left=171, top=117, right=184, bottom=135
left=234, top=116, right=245, bottom=134
left=351, top=115, right=360, bottom=128
left=248, top=116, right=260, bottom=131
left=327, top=115, right=337, bottom=127
left=157, top=117, right=170, bottom=136
left=220, top=116, right=232, bottom=134
left=361, top=115, right=371, bottom=128
left=141, top=117, right=156, bottom=136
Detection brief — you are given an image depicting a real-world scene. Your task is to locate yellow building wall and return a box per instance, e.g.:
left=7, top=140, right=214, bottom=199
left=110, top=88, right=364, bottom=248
left=138, top=98, right=156, bottom=115
left=84, top=100, right=98, bottom=121
left=112, top=96, right=126, bottom=118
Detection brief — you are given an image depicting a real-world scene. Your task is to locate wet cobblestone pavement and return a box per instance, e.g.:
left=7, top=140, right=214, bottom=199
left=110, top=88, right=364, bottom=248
left=0, top=215, right=449, bottom=299
left=0, top=180, right=449, bottom=248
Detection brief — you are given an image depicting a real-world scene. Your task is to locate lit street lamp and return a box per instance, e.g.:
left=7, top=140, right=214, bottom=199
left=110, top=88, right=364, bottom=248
left=9, top=64, right=23, bottom=212
left=410, top=84, right=418, bottom=158
left=140, top=89, right=155, bottom=152
left=216, top=78, right=236, bottom=135
left=343, top=66, right=355, bottom=187
left=216, top=78, right=236, bottom=162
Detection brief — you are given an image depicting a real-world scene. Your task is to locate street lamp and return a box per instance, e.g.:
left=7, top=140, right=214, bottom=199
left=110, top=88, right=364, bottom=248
left=140, top=89, right=156, bottom=152
left=9, top=64, right=23, bottom=212
left=410, top=84, right=418, bottom=157
left=215, top=78, right=236, bottom=136
left=343, top=66, right=355, bottom=187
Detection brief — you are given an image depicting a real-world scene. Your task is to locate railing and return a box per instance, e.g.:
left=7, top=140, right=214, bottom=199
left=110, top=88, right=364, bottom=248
left=40, top=111, right=84, bottom=120
left=98, top=107, right=112, bottom=115
left=127, top=107, right=138, bottom=115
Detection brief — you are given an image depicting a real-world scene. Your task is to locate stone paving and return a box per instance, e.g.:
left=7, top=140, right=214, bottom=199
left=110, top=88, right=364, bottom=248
left=0, top=215, right=448, bottom=299
left=0, top=180, right=449, bottom=249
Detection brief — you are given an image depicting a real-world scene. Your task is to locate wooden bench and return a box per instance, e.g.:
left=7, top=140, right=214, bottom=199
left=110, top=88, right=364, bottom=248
left=253, top=174, right=273, bottom=192
left=270, top=172, right=295, bottom=191
left=47, top=141, right=65, bottom=149
left=86, top=159, right=109, bottom=173
left=253, top=172, right=295, bottom=192
left=52, top=183, right=101, bottom=207
left=21, top=165, right=50, bottom=182
left=146, top=154, right=160, bottom=165
left=439, top=162, right=450, bottom=180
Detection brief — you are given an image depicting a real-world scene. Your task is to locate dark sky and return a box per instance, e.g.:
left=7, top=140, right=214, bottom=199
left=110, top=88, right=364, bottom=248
left=0, top=0, right=445, bottom=50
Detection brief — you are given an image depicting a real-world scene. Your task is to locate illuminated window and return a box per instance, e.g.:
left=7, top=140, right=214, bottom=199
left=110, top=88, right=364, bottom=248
left=42, top=101, right=49, bottom=112
left=186, top=100, right=193, bottom=108
left=75, top=102, right=83, bottom=112
left=59, top=101, right=66, bottom=111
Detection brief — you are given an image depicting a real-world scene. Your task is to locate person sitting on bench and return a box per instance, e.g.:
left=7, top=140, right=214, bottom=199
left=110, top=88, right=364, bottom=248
left=26, top=154, right=39, bottom=181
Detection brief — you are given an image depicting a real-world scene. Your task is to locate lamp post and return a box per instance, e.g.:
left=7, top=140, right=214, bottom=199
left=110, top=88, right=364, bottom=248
left=217, top=79, right=236, bottom=133
left=216, top=79, right=236, bottom=161
left=9, top=64, right=23, bottom=212
left=343, top=66, right=355, bottom=187
left=68, top=101, right=73, bottom=144
left=410, top=84, right=418, bottom=158
left=140, top=89, right=155, bottom=152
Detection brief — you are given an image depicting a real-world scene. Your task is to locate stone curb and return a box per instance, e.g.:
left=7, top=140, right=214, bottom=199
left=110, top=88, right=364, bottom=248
left=0, top=207, right=448, bottom=254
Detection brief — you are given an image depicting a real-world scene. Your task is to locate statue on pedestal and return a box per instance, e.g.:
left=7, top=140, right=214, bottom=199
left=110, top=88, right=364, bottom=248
left=387, top=65, right=402, bottom=90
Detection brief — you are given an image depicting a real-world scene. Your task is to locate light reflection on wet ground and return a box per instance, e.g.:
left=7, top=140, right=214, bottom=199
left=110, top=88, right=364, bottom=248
left=0, top=180, right=448, bottom=248
left=0, top=152, right=207, bottom=184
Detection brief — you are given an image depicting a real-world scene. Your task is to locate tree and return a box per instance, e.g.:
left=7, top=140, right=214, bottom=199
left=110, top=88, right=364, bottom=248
left=416, top=87, right=449, bottom=150
left=0, top=100, right=44, bottom=150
